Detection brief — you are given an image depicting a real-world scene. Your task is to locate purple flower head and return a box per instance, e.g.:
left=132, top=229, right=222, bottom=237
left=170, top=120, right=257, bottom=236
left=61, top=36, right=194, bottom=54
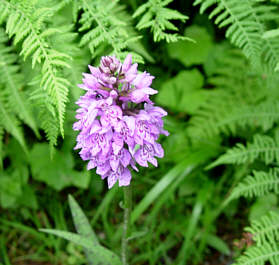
left=74, top=55, right=169, bottom=188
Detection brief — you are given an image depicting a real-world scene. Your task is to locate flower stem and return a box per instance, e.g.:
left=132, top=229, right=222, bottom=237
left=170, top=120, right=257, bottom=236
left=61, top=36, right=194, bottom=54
left=122, top=185, right=132, bottom=265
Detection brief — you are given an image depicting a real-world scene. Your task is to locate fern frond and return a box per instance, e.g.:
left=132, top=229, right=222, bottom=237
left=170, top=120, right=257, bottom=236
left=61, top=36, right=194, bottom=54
left=246, top=1, right=279, bottom=69
left=0, top=28, right=39, bottom=137
left=194, top=0, right=279, bottom=69
left=48, top=24, right=91, bottom=100
left=245, top=211, right=279, bottom=246
left=29, top=88, right=58, bottom=147
left=262, top=29, right=279, bottom=70
left=233, top=243, right=279, bottom=265
left=209, top=134, right=279, bottom=168
left=0, top=91, right=27, bottom=153
left=189, top=99, right=279, bottom=139
left=133, top=0, right=189, bottom=42
left=187, top=50, right=279, bottom=140
left=79, top=0, right=142, bottom=61
left=229, top=168, right=279, bottom=200
left=194, top=0, right=263, bottom=66
left=0, top=0, right=72, bottom=136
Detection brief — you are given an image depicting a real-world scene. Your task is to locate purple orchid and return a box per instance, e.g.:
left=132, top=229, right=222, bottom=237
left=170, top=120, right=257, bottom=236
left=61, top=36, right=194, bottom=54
left=73, top=54, right=169, bottom=188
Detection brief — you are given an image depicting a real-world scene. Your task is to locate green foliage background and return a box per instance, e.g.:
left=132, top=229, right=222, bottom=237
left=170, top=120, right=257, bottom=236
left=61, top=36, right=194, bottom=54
left=1, top=0, right=279, bottom=264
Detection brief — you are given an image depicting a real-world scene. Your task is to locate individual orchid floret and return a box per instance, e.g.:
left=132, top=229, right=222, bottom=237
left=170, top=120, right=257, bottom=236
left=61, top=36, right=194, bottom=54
left=73, top=54, right=169, bottom=188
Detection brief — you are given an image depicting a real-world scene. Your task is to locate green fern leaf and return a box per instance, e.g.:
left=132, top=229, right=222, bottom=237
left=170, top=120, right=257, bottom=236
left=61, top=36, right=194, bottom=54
left=29, top=88, right=58, bottom=148
left=189, top=99, right=279, bottom=139
left=79, top=0, right=143, bottom=61
left=0, top=0, right=72, bottom=137
left=229, top=168, right=279, bottom=200
left=194, top=0, right=262, bottom=66
left=245, top=211, right=279, bottom=246
left=0, top=28, right=39, bottom=137
left=209, top=134, right=279, bottom=168
left=0, top=92, right=27, bottom=153
left=187, top=52, right=279, bottom=140
left=133, top=0, right=189, bottom=42
left=194, top=0, right=279, bottom=69
left=233, top=243, right=279, bottom=265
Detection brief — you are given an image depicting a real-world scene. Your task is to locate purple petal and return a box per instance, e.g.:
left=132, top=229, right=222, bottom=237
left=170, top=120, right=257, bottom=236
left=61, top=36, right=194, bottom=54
left=148, top=156, right=158, bottom=167
left=85, top=108, right=98, bottom=127
left=87, top=159, right=97, bottom=170
left=110, top=155, right=120, bottom=171
left=120, top=148, right=131, bottom=167
left=134, top=148, right=148, bottom=167
left=123, top=116, right=136, bottom=135
left=142, top=87, right=157, bottom=95
left=154, top=142, right=164, bottom=158
left=88, top=65, right=100, bottom=77
left=122, top=54, right=132, bottom=72
left=90, top=120, right=101, bottom=134
left=118, top=168, right=131, bottom=187
left=107, top=172, right=118, bottom=189
left=96, top=162, right=111, bottom=175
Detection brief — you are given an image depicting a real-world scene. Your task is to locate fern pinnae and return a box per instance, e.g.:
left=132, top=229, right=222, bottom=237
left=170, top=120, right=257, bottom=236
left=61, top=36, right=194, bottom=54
left=0, top=28, right=39, bottom=137
left=79, top=0, right=142, bottom=61
left=0, top=0, right=72, bottom=137
left=194, top=0, right=263, bottom=67
left=208, top=134, right=279, bottom=168
left=29, top=88, right=59, bottom=148
left=233, top=243, right=279, bottom=265
left=245, top=0, right=279, bottom=69
left=189, top=100, right=279, bottom=140
left=229, top=168, right=279, bottom=200
left=133, top=0, right=189, bottom=43
left=245, top=211, right=279, bottom=246
left=195, top=0, right=279, bottom=69
left=0, top=92, right=27, bottom=153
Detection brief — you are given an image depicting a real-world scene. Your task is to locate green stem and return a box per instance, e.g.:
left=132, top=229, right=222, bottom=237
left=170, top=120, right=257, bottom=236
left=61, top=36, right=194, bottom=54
left=122, top=185, right=132, bottom=265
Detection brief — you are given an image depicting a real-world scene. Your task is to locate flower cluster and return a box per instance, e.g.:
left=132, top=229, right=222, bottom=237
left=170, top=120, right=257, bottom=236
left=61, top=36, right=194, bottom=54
left=73, top=55, right=168, bottom=188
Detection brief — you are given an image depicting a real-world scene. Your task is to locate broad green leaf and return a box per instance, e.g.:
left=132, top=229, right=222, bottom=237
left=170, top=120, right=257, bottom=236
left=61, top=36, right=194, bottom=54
left=69, top=196, right=98, bottom=242
left=17, top=185, right=38, bottom=210
left=30, top=143, right=90, bottom=190
left=156, top=69, right=209, bottom=113
left=167, top=25, right=213, bottom=66
left=249, top=194, right=278, bottom=221
left=0, top=172, right=22, bottom=208
left=40, top=229, right=122, bottom=265
left=6, top=139, right=29, bottom=171
left=206, top=234, right=230, bottom=255
left=68, top=195, right=99, bottom=264
left=0, top=95, right=27, bottom=154
left=203, top=42, right=231, bottom=76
